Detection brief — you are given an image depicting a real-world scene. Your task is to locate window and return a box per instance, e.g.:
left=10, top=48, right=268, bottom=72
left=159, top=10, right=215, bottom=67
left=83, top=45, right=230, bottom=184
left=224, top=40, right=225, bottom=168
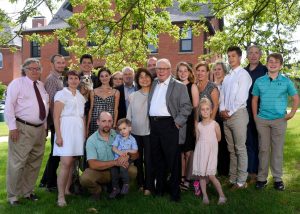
left=0, top=52, right=3, bottom=69
left=180, top=27, right=193, bottom=52
left=148, top=44, right=158, bottom=53
left=58, top=42, right=69, bottom=56
left=148, top=33, right=158, bottom=53
left=63, top=2, right=73, bottom=12
left=31, top=41, right=40, bottom=57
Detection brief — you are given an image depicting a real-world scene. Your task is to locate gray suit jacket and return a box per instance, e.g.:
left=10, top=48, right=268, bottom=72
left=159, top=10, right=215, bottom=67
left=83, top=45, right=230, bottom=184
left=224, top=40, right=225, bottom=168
left=149, top=76, right=192, bottom=127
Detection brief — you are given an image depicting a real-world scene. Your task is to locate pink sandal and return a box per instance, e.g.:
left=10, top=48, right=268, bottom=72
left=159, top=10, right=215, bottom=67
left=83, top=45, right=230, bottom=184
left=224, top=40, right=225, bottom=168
left=193, top=180, right=201, bottom=196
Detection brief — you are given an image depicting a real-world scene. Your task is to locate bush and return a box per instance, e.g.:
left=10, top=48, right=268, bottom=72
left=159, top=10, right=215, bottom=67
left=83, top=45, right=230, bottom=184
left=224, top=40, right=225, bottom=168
left=0, top=82, right=7, bottom=100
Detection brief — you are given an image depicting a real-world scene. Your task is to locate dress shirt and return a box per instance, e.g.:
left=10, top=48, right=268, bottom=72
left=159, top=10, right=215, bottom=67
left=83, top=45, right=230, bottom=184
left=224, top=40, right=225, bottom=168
left=5, top=76, right=49, bottom=130
left=149, top=75, right=171, bottom=116
left=124, top=84, right=136, bottom=110
left=220, top=66, right=252, bottom=116
left=44, top=70, right=64, bottom=115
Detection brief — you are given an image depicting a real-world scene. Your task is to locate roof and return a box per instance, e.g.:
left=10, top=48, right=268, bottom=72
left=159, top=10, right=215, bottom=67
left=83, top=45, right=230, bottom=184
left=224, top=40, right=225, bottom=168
left=1, top=26, right=22, bottom=47
left=167, top=1, right=213, bottom=23
left=22, top=0, right=72, bottom=33
left=22, top=1, right=214, bottom=33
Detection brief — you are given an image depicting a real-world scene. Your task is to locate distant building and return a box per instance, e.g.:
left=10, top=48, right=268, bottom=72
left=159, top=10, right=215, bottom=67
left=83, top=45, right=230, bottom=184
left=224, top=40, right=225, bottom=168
left=18, top=0, right=223, bottom=82
left=0, top=26, right=22, bottom=85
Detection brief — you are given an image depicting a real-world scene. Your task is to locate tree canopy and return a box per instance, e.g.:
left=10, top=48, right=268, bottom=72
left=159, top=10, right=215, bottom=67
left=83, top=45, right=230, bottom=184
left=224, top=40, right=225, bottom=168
left=1, top=0, right=300, bottom=68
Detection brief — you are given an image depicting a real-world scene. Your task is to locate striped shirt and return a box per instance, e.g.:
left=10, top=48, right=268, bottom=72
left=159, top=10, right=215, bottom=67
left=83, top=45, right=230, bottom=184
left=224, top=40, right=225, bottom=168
left=252, top=73, right=297, bottom=120
left=44, top=70, right=64, bottom=124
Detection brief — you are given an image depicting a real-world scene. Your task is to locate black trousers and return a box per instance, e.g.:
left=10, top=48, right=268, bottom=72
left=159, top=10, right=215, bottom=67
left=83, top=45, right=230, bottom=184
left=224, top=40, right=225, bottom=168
left=132, top=134, right=153, bottom=191
left=216, top=114, right=230, bottom=176
left=246, top=114, right=259, bottom=174
left=150, top=117, right=181, bottom=200
left=40, top=125, right=60, bottom=188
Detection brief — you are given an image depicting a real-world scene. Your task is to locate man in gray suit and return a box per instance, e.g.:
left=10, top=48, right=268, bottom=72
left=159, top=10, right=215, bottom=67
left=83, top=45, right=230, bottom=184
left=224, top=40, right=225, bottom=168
left=149, top=58, right=192, bottom=202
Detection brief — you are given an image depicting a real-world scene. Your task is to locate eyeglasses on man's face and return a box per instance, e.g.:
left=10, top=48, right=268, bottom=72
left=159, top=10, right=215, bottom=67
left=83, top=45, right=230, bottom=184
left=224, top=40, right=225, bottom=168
left=155, top=67, right=170, bottom=71
left=26, top=67, right=41, bottom=72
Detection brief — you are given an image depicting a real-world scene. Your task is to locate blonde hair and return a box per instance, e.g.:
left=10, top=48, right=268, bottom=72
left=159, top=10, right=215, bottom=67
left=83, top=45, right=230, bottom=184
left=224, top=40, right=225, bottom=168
left=198, top=98, right=212, bottom=117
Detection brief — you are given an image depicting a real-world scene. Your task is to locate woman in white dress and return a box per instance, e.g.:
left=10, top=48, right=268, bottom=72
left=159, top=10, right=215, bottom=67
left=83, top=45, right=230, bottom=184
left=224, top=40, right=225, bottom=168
left=53, top=71, right=86, bottom=207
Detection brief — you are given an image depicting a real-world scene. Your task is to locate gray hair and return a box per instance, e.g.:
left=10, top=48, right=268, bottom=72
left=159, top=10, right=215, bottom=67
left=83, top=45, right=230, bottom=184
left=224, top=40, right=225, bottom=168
left=246, top=45, right=262, bottom=56
left=21, top=58, right=42, bottom=76
left=122, top=66, right=134, bottom=74
left=212, top=61, right=229, bottom=74
left=156, top=58, right=171, bottom=68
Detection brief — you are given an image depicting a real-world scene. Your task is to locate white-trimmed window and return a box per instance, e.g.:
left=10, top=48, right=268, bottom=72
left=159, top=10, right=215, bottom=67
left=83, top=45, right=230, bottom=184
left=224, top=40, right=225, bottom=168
left=180, top=27, right=193, bottom=52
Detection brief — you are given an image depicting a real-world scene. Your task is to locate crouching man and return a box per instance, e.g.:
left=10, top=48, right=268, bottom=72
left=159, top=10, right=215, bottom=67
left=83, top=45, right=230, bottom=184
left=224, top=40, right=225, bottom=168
left=80, top=111, right=137, bottom=199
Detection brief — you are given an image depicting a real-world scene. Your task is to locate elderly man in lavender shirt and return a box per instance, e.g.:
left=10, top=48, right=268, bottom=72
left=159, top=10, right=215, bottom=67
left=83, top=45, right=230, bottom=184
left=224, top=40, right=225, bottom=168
left=5, top=58, right=49, bottom=205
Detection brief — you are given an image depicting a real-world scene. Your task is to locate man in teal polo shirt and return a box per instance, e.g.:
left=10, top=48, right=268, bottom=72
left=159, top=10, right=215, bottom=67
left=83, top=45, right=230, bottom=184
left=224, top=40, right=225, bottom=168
left=80, top=111, right=134, bottom=200
left=252, top=53, right=299, bottom=191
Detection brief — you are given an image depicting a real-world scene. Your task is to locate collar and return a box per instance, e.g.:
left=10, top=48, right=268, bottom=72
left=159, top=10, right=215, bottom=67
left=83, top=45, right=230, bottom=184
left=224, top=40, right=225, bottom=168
left=96, top=129, right=115, bottom=142
left=229, top=66, right=242, bottom=74
left=124, top=83, right=135, bottom=89
left=25, top=76, right=35, bottom=84
left=266, top=72, right=282, bottom=81
left=51, top=70, right=63, bottom=78
left=158, top=75, right=171, bottom=86
left=81, top=71, right=92, bottom=77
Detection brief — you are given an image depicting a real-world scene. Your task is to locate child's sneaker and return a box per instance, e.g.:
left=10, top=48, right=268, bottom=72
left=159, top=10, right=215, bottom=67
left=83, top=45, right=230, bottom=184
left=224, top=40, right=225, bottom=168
left=109, top=188, right=120, bottom=199
left=121, top=184, right=129, bottom=195
left=193, top=180, right=201, bottom=196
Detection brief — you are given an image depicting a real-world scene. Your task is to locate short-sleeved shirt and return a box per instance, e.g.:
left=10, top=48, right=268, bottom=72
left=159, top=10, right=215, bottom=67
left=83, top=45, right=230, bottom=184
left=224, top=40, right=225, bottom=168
left=86, top=129, right=117, bottom=161
left=252, top=73, right=297, bottom=120
left=112, top=134, right=138, bottom=159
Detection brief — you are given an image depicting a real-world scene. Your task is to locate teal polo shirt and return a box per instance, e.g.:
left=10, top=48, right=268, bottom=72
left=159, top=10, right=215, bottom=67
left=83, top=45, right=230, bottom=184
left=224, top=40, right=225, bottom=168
left=86, top=129, right=117, bottom=161
left=252, top=73, right=297, bottom=120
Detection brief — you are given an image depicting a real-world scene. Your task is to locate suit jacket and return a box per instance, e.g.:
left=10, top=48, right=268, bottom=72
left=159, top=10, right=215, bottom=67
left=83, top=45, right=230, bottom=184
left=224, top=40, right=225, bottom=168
left=149, top=77, right=192, bottom=127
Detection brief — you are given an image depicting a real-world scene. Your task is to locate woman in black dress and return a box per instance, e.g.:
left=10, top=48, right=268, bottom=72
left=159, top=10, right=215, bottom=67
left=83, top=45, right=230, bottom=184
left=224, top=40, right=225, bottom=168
left=176, top=62, right=199, bottom=190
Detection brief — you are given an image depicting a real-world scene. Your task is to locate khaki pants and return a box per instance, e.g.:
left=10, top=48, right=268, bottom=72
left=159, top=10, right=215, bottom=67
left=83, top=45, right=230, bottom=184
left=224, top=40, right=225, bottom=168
left=223, top=108, right=249, bottom=184
left=80, top=164, right=137, bottom=195
left=7, top=121, right=46, bottom=202
left=255, top=117, right=287, bottom=182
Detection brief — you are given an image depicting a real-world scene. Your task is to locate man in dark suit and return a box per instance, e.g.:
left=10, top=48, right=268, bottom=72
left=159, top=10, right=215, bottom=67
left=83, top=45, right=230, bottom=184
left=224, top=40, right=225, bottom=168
left=116, top=66, right=136, bottom=120
left=245, top=45, right=268, bottom=183
left=148, top=58, right=192, bottom=202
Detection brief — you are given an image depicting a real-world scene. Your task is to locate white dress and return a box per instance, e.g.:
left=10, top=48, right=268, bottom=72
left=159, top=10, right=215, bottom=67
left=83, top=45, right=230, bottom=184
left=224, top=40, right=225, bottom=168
left=53, top=88, right=86, bottom=156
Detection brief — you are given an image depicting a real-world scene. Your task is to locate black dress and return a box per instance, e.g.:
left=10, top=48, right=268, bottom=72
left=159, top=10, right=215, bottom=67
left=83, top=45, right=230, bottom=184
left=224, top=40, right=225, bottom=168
left=181, top=82, right=196, bottom=152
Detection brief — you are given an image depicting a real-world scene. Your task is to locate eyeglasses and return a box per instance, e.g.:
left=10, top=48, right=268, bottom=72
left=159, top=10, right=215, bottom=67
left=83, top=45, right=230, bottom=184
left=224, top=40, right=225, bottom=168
left=26, top=67, right=41, bottom=72
left=113, top=78, right=123, bottom=80
left=156, top=67, right=170, bottom=71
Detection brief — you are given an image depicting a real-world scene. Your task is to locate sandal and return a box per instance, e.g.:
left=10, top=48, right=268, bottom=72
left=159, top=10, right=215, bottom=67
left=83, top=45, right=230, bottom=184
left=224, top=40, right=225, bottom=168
left=180, top=183, right=189, bottom=191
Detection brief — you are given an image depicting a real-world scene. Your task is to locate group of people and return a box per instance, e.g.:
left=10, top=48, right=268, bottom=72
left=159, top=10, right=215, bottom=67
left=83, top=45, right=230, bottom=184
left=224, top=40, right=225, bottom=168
left=4, top=45, right=299, bottom=207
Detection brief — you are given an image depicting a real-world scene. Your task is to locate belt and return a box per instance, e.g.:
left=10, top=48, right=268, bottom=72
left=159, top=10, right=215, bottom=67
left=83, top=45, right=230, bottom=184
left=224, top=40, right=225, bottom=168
left=16, top=118, right=44, bottom=127
left=149, top=116, right=172, bottom=121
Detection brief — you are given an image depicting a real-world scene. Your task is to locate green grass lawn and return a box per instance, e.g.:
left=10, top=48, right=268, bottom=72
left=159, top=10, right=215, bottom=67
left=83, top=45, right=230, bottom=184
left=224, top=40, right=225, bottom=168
left=0, top=122, right=8, bottom=136
left=0, top=114, right=299, bottom=213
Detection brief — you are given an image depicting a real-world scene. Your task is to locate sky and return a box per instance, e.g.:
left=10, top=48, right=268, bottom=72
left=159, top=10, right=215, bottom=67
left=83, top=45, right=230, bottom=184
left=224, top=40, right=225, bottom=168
left=1, top=0, right=299, bottom=61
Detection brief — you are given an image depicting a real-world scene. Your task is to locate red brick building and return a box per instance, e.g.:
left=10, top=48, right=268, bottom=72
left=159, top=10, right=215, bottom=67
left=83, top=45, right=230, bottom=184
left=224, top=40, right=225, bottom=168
left=0, top=27, right=22, bottom=85
left=18, top=1, right=222, bottom=83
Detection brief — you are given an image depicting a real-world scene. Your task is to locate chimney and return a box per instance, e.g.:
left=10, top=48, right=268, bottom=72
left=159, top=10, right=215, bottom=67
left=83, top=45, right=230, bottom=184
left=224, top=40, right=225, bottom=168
left=32, top=16, right=47, bottom=28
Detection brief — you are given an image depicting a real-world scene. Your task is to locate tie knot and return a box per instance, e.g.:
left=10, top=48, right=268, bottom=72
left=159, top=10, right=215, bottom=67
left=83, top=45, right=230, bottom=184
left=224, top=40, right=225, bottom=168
left=34, top=81, right=38, bottom=85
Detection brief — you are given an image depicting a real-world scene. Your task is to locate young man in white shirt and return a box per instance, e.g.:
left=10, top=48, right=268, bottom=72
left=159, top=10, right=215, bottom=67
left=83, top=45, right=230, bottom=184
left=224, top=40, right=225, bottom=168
left=220, top=46, right=252, bottom=189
